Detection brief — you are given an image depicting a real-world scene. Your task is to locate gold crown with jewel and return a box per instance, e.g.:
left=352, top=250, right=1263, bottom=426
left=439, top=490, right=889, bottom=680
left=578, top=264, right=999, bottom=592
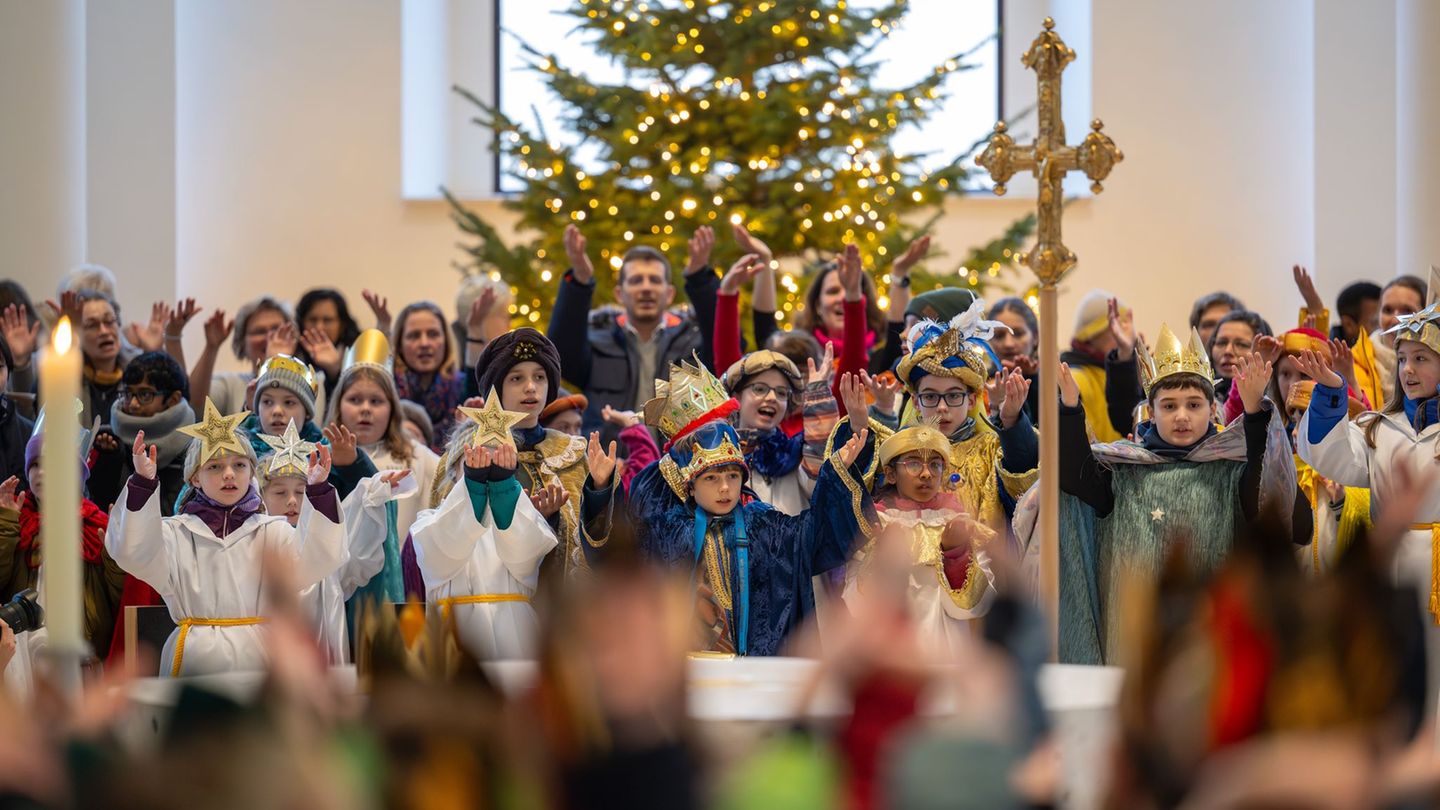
left=342, top=328, right=394, bottom=373
left=680, top=433, right=748, bottom=484
left=643, top=353, right=732, bottom=440
left=1137, top=324, right=1215, bottom=395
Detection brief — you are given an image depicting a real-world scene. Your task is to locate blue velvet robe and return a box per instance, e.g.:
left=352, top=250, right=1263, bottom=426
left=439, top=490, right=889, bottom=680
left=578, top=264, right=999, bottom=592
left=595, top=455, right=875, bottom=656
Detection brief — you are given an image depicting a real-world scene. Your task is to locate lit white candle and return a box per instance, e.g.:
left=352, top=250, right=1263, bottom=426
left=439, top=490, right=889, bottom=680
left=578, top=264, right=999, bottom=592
left=39, top=317, right=82, bottom=657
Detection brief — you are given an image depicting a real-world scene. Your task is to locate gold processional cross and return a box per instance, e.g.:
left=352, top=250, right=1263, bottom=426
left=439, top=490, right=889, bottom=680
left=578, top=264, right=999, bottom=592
left=976, top=18, right=1123, bottom=656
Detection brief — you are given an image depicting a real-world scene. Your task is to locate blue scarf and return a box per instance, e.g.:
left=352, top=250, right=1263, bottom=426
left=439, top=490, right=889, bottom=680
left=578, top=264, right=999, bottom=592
left=1404, top=395, right=1440, bottom=432
left=738, top=427, right=804, bottom=479
left=692, top=506, right=751, bottom=655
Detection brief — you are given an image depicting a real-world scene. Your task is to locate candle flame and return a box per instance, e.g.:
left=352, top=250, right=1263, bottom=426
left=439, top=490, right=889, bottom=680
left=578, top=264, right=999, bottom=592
left=54, top=317, right=73, bottom=353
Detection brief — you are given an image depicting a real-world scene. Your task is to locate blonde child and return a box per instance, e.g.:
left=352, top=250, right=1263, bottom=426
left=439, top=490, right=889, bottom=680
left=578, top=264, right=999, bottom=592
left=107, top=399, right=347, bottom=676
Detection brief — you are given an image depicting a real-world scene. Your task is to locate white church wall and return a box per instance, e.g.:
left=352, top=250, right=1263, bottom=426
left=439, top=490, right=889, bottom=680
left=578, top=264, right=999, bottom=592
left=0, top=0, right=1411, bottom=372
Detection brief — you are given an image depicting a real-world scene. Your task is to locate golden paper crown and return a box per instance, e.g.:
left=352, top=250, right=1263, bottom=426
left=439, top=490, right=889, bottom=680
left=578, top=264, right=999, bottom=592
left=1137, top=325, right=1214, bottom=395
left=877, top=425, right=953, bottom=468
left=720, top=350, right=802, bottom=394
left=643, top=353, right=732, bottom=439
left=256, top=354, right=319, bottom=394
left=343, top=328, right=394, bottom=373
left=680, top=434, right=747, bottom=484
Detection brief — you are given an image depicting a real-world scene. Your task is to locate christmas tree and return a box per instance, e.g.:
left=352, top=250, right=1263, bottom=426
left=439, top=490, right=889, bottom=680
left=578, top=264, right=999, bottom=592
left=446, top=0, right=1036, bottom=328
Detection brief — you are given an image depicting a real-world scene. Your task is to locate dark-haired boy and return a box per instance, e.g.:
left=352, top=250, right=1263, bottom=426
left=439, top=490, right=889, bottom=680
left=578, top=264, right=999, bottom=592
left=1049, top=326, right=1300, bottom=666
left=88, top=351, right=195, bottom=514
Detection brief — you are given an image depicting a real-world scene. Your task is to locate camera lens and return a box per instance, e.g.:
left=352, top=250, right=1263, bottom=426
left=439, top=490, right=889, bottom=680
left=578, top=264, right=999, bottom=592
left=0, top=589, right=43, bottom=634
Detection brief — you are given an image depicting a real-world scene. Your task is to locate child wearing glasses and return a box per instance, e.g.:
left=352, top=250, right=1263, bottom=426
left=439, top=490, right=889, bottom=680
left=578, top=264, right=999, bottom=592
left=89, top=352, right=196, bottom=515
left=843, top=425, right=997, bottom=652
left=827, top=298, right=1039, bottom=540
left=717, top=347, right=851, bottom=516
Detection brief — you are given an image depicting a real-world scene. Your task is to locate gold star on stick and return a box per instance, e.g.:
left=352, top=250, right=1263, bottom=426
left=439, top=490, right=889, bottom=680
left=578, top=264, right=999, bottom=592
left=258, top=419, right=316, bottom=478
left=457, top=388, right=529, bottom=450
left=178, top=397, right=252, bottom=465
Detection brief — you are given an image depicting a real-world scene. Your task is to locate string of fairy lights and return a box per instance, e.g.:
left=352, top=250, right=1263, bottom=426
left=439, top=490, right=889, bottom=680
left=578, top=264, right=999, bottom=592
left=448, top=0, right=1038, bottom=328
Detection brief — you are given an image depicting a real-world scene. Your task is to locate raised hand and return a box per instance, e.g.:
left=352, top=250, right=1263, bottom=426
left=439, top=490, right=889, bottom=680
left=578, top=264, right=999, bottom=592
left=267, top=320, right=298, bottom=358
left=306, top=444, right=333, bottom=485
left=805, top=341, right=835, bottom=386
left=0, top=305, right=39, bottom=368
left=1234, top=353, right=1274, bottom=415
left=0, top=477, right=22, bottom=512
left=531, top=482, right=570, bottom=518
left=837, top=427, right=870, bottom=469
left=1107, top=298, right=1136, bottom=361
left=586, top=431, right=619, bottom=489
left=564, top=224, right=596, bottom=284
left=1293, top=264, right=1325, bottom=312
left=466, top=287, right=498, bottom=339
left=131, top=431, right=158, bottom=480
left=300, top=327, right=342, bottom=376
left=166, top=298, right=201, bottom=338
left=839, top=371, right=869, bottom=427
left=1254, top=334, right=1282, bottom=364
left=998, top=368, right=1032, bottom=428
left=92, top=431, right=120, bottom=453
left=379, top=469, right=412, bottom=489
left=128, top=301, right=171, bottom=352
left=1327, top=337, right=1360, bottom=391
left=892, top=235, right=931, bottom=278
left=463, top=445, right=493, bottom=470
left=838, top=243, right=864, bottom=302
left=732, top=222, right=773, bottom=262
left=322, top=422, right=358, bottom=467
left=602, top=404, right=641, bottom=428
left=1003, top=354, right=1038, bottom=377
left=685, top=225, right=715, bottom=275
left=1059, top=362, right=1081, bottom=408
left=1293, top=349, right=1344, bottom=389
left=202, top=308, right=234, bottom=352
left=491, top=443, right=518, bottom=471
left=861, top=370, right=902, bottom=416
left=45, top=290, right=83, bottom=326
left=361, top=289, right=392, bottom=334
left=719, top=253, right=766, bottom=295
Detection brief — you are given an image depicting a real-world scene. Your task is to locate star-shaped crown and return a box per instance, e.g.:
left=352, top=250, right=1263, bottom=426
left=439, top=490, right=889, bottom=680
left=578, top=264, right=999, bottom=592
left=258, top=419, right=316, bottom=479
left=178, top=397, right=253, bottom=465
left=457, top=388, right=529, bottom=450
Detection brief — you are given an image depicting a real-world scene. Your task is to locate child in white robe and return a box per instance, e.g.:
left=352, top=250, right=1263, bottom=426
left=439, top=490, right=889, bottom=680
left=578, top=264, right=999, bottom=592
left=257, top=422, right=416, bottom=664
left=410, top=440, right=556, bottom=661
left=106, top=399, right=347, bottom=677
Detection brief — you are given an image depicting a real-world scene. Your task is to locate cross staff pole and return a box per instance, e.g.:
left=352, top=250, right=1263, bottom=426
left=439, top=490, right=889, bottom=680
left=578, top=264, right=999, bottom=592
left=976, top=18, right=1123, bottom=658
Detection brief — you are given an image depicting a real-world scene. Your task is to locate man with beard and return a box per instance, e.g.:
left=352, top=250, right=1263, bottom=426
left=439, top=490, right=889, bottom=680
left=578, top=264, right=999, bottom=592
left=548, top=224, right=718, bottom=442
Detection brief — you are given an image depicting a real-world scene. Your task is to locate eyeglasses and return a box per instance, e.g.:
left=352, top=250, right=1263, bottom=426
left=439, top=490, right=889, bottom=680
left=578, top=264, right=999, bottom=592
left=82, top=316, right=118, bottom=332
left=744, top=383, right=790, bottom=403
left=895, top=457, right=947, bottom=477
left=915, top=390, right=969, bottom=408
left=119, top=388, right=163, bottom=405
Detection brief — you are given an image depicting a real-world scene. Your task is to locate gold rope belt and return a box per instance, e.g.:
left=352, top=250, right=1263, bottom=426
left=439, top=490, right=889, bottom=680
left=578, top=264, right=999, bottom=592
left=171, top=616, right=268, bottom=677
left=438, top=593, right=530, bottom=620
left=1413, top=523, right=1440, bottom=626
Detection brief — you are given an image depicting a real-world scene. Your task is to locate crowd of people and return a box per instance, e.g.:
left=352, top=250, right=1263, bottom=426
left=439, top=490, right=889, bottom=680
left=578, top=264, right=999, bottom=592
left=3, top=223, right=1440, bottom=806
